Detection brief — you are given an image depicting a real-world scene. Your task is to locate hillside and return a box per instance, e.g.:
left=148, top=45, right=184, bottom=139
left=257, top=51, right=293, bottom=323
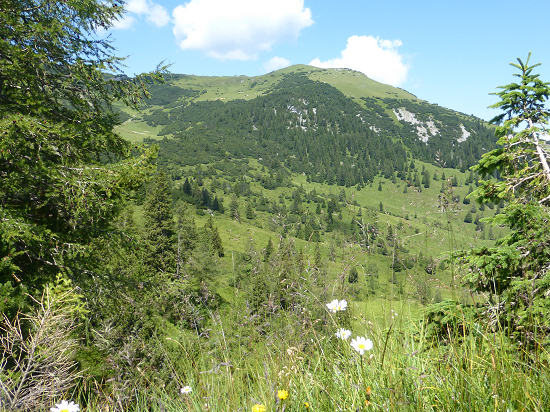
left=118, top=65, right=495, bottom=174
left=113, top=65, right=501, bottom=309
left=5, top=2, right=550, bottom=409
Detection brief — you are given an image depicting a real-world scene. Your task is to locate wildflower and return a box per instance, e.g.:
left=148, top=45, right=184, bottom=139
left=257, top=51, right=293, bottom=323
left=335, top=328, right=352, bottom=340
left=304, top=401, right=310, bottom=409
left=180, top=386, right=192, bottom=394
left=50, top=400, right=80, bottom=412
left=277, top=389, right=289, bottom=400
left=351, top=336, right=373, bottom=355
left=326, top=299, right=347, bottom=313
left=252, top=404, right=267, bottom=412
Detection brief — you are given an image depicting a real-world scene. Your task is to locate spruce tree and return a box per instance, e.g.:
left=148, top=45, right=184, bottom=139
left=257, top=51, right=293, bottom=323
left=264, top=238, right=274, bottom=262
left=0, top=0, right=165, bottom=291
left=143, top=171, right=176, bottom=273
left=174, top=201, right=198, bottom=275
left=464, top=54, right=550, bottom=344
left=204, top=217, right=224, bottom=257
left=245, top=202, right=255, bottom=219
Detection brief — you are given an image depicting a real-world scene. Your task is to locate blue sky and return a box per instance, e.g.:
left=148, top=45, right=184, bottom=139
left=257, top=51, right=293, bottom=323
left=103, top=0, right=550, bottom=122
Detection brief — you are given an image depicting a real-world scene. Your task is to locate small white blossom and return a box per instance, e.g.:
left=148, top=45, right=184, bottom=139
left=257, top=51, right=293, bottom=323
left=50, top=400, right=80, bottom=412
left=326, top=299, right=348, bottom=313
left=351, top=336, right=373, bottom=355
left=335, top=328, right=352, bottom=340
left=181, top=386, right=192, bottom=394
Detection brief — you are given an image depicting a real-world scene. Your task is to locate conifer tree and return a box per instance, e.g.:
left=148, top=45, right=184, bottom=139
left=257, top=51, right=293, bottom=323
left=143, top=171, right=175, bottom=273
left=204, top=217, right=224, bottom=257
left=175, top=201, right=198, bottom=275
left=264, top=238, right=274, bottom=262
left=0, top=0, right=165, bottom=291
left=422, top=169, right=431, bottom=188
left=245, top=202, right=255, bottom=219
left=464, top=54, right=550, bottom=344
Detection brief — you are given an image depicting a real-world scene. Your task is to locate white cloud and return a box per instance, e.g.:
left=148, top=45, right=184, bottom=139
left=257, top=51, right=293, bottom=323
left=309, top=35, right=410, bottom=86
left=172, top=0, right=313, bottom=60
left=111, top=15, right=137, bottom=30
left=146, top=3, right=171, bottom=26
left=113, top=0, right=170, bottom=29
left=263, top=56, right=291, bottom=73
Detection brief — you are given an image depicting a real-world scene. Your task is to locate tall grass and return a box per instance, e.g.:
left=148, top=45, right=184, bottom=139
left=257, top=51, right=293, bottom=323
left=71, top=294, right=550, bottom=412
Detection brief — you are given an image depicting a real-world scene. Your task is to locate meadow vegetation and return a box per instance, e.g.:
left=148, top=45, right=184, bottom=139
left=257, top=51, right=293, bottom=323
left=1, top=1, right=550, bottom=411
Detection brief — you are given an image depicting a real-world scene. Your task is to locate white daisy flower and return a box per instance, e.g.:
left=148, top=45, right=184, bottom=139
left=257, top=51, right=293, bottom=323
left=351, top=336, right=373, bottom=355
left=50, top=400, right=79, bottom=412
left=326, top=299, right=348, bottom=313
left=335, top=328, right=352, bottom=340
left=181, top=385, right=192, bottom=394
left=336, top=299, right=348, bottom=311
left=326, top=299, right=339, bottom=313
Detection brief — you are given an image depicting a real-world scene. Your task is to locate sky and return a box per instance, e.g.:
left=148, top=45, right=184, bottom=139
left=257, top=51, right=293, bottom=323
left=102, top=0, right=550, bottom=122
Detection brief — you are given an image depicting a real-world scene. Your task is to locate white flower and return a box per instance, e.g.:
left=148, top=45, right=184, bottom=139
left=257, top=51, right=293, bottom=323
left=335, top=328, right=352, bottom=340
left=50, top=400, right=80, bottom=412
left=336, top=299, right=348, bottom=311
left=326, top=299, right=339, bottom=313
left=326, top=299, right=348, bottom=313
left=351, top=336, right=373, bottom=355
left=180, top=385, right=192, bottom=394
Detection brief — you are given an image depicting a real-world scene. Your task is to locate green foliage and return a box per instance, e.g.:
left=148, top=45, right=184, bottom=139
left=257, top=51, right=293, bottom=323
left=0, top=281, right=28, bottom=321
left=143, top=170, right=176, bottom=273
left=463, top=54, right=550, bottom=346
left=0, top=0, right=165, bottom=293
left=423, top=299, right=480, bottom=344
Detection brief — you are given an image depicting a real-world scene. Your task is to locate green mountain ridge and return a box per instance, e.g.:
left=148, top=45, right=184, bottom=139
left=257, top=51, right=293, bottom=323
left=113, top=65, right=502, bottom=308
left=116, top=65, right=496, bottom=179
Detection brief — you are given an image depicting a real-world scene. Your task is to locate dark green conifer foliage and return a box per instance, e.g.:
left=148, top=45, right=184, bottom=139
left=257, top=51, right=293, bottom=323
left=143, top=171, right=175, bottom=273
left=422, top=170, right=431, bottom=188
left=175, top=201, right=198, bottom=274
left=245, top=202, right=255, bottom=219
left=314, top=242, right=322, bottom=269
left=464, top=54, right=550, bottom=346
left=0, top=0, right=165, bottom=292
left=264, top=238, right=274, bottom=262
left=210, top=224, right=225, bottom=258
left=316, top=203, right=322, bottom=214
left=348, top=267, right=358, bottom=284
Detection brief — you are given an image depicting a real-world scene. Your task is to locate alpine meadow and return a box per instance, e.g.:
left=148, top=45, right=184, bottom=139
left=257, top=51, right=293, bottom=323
left=2, top=1, right=550, bottom=411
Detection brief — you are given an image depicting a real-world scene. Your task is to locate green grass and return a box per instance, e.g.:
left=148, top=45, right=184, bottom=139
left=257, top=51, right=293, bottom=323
left=72, top=290, right=550, bottom=411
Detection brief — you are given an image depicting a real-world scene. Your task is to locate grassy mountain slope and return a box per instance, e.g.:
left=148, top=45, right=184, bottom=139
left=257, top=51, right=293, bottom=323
left=117, top=65, right=501, bottom=312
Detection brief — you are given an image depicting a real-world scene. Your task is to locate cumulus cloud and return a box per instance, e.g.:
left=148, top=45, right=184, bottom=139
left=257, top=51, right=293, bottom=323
left=263, top=56, right=291, bottom=73
left=309, top=35, right=410, bottom=86
left=111, top=15, right=137, bottom=30
left=113, top=0, right=170, bottom=29
left=172, top=0, right=313, bottom=60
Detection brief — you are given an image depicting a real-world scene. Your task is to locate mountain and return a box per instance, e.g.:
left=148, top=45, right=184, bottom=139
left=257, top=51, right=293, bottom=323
left=114, top=65, right=501, bottom=292
left=116, top=64, right=497, bottom=184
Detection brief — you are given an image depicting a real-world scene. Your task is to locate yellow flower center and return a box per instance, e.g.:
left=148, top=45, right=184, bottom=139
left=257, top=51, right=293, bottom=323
left=358, top=343, right=366, bottom=349
left=61, top=409, right=69, bottom=412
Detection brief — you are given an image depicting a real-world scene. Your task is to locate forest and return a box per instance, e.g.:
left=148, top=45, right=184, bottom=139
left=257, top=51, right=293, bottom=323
left=2, top=1, right=550, bottom=411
